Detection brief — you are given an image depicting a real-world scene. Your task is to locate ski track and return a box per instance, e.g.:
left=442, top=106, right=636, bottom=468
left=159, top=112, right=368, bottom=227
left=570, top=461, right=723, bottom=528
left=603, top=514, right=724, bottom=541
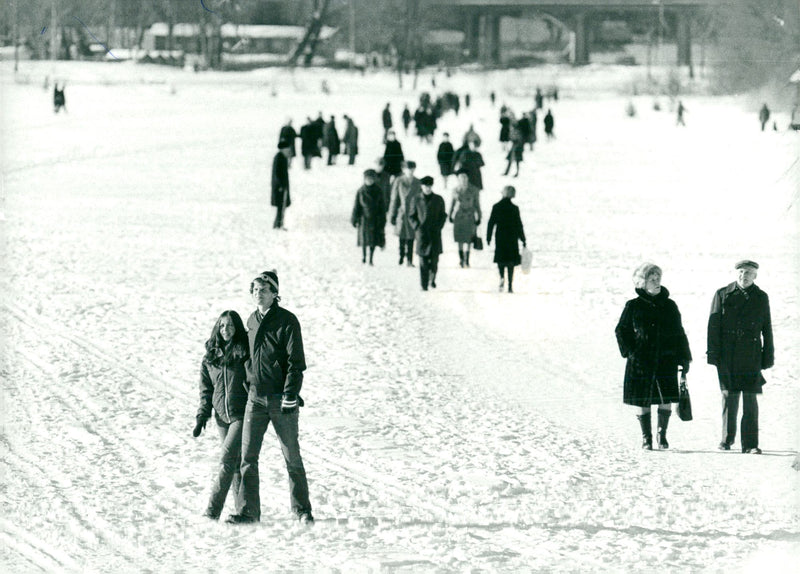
left=2, top=62, right=799, bottom=572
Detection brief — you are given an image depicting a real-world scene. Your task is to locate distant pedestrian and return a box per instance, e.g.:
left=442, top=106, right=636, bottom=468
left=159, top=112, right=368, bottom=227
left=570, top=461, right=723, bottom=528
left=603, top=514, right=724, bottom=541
left=194, top=310, right=249, bottom=520
left=436, top=132, right=455, bottom=189
left=490, top=91, right=496, bottom=106
left=323, top=115, right=340, bottom=165
left=530, top=110, right=538, bottom=145
left=486, top=185, right=526, bottom=293
left=449, top=169, right=482, bottom=268
left=615, top=263, right=692, bottom=450
left=376, top=158, right=393, bottom=213
left=312, top=112, right=326, bottom=149
left=402, top=105, right=412, bottom=135
left=278, top=119, right=297, bottom=164
left=53, top=83, right=66, bottom=113
left=271, top=141, right=292, bottom=229
left=676, top=101, right=687, bottom=126
left=462, top=124, right=482, bottom=149
left=465, top=93, right=471, bottom=108
left=517, top=113, right=532, bottom=151
left=707, top=260, right=773, bottom=454
left=299, top=117, right=318, bottom=170
left=351, top=169, right=386, bottom=265
left=503, top=125, right=524, bottom=177
left=343, top=115, right=359, bottom=165
left=382, top=129, right=405, bottom=181
left=382, top=103, right=393, bottom=141
left=535, top=88, right=544, bottom=110
left=499, top=113, right=511, bottom=150
left=758, top=104, right=771, bottom=131
left=408, top=176, right=447, bottom=291
left=453, top=140, right=485, bottom=191
left=389, top=161, right=421, bottom=266
left=543, top=109, right=555, bottom=139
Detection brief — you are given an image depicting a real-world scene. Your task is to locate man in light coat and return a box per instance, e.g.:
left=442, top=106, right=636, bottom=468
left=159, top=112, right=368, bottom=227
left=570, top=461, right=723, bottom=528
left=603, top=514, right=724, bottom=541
left=389, top=161, right=421, bottom=267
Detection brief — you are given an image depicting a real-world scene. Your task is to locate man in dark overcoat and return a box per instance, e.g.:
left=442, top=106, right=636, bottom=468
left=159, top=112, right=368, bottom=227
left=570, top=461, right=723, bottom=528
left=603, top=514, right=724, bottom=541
left=323, top=115, right=340, bottom=166
left=278, top=119, right=297, bottom=164
left=271, top=141, right=292, bottom=229
left=707, top=260, right=774, bottom=453
left=408, top=176, right=447, bottom=291
left=299, top=118, right=317, bottom=170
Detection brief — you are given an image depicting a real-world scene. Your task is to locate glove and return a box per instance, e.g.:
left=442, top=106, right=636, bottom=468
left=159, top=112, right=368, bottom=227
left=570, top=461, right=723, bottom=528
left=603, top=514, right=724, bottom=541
left=390, top=218, right=396, bottom=226
left=522, top=242, right=527, bottom=248
left=449, top=216, right=454, bottom=223
left=192, top=416, right=208, bottom=438
left=281, top=393, right=299, bottom=414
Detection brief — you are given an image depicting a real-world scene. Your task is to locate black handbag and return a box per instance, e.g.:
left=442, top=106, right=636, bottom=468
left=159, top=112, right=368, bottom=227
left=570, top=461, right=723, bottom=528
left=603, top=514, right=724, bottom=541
left=472, top=235, right=483, bottom=251
left=677, top=372, right=693, bottom=421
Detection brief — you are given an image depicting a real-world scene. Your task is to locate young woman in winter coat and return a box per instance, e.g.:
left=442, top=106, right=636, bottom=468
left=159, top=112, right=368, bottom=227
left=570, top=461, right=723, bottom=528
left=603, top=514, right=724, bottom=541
left=193, top=310, right=250, bottom=520
left=486, top=185, right=526, bottom=293
left=351, top=169, right=386, bottom=265
left=449, top=169, right=482, bottom=268
left=615, top=264, right=692, bottom=450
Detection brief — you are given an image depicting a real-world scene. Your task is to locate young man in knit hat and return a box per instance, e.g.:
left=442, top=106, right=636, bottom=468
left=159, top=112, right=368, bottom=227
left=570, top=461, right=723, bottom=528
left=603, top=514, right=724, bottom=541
left=227, top=270, right=314, bottom=524
left=707, top=260, right=774, bottom=454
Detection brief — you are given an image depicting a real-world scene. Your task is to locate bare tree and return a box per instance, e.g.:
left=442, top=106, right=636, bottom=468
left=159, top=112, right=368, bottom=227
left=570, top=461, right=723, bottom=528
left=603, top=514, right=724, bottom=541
left=288, top=0, right=331, bottom=66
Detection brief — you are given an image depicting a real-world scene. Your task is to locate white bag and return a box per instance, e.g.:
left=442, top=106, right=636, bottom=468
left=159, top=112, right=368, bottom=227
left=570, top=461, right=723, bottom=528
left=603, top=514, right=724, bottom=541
left=520, top=248, right=533, bottom=274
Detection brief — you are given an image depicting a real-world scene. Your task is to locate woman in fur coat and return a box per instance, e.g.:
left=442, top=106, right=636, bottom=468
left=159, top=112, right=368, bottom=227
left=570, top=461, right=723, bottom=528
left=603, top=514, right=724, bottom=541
left=615, top=264, right=692, bottom=450
left=351, top=169, right=386, bottom=264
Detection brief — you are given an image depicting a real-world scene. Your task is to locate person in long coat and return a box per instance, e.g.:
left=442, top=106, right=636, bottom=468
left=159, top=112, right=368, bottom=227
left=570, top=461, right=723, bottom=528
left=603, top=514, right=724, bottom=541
left=271, top=141, right=292, bottom=229
left=299, top=118, right=318, bottom=170
left=448, top=169, right=482, bottom=268
left=499, top=113, right=511, bottom=149
left=389, top=160, right=421, bottom=266
left=343, top=115, right=359, bottom=165
left=453, top=140, right=485, bottom=191
left=436, top=132, right=455, bottom=189
left=486, top=185, right=526, bottom=293
left=382, top=103, right=393, bottom=140
left=707, top=260, right=773, bottom=453
left=278, top=119, right=297, bottom=163
left=351, top=169, right=386, bottom=265
left=516, top=114, right=532, bottom=151
left=408, top=176, right=447, bottom=291
left=383, top=130, right=405, bottom=181
left=323, top=116, right=340, bottom=165
left=402, top=105, right=412, bottom=135
left=543, top=109, right=555, bottom=139
left=503, top=125, right=525, bottom=177
left=615, top=263, right=692, bottom=450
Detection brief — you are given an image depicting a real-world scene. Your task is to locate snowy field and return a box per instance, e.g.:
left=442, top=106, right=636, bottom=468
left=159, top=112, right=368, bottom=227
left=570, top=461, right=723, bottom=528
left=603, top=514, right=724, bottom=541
left=1, top=60, right=799, bottom=573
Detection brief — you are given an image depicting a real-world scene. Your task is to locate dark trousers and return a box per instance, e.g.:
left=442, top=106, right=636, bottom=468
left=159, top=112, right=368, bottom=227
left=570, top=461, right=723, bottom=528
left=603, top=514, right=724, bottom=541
left=348, top=152, right=356, bottom=165
left=237, top=399, right=311, bottom=520
left=399, top=239, right=414, bottom=263
left=420, top=253, right=439, bottom=289
left=303, top=155, right=312, bottom=169
left=721, top=389, right=759, bottom=450
left=273, top=204, right=285, bottom=229
left=206, top=417, right=243, bottom=517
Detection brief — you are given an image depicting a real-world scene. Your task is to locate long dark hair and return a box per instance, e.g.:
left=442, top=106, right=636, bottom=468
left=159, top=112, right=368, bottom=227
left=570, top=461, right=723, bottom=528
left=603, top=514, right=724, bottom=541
left=204, top=310, right=249, bottom=365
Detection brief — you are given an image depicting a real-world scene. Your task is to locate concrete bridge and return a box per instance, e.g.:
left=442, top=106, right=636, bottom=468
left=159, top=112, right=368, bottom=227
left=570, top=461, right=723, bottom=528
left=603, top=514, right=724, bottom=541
left=434, top=0, right=726, bottom=66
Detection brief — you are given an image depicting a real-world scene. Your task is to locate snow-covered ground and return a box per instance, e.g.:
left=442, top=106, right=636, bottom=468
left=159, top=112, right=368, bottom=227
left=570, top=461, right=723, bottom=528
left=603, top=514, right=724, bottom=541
left=1, top=60, right=799, bottom=573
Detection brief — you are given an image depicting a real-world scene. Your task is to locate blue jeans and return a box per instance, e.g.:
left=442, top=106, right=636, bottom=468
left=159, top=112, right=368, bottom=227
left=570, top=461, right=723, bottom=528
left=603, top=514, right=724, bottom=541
left=206, top=416, right=243, bottom=517
left=237, top=398, right=311, bottom=520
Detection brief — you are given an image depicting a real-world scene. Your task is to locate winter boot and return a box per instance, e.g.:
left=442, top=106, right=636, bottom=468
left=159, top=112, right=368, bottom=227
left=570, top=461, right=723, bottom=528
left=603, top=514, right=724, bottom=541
left=636, top=412, right=653, bottom=450
left=465, top=250, right=470, bottom=267
left=657, top=409, right=671, bottom=449
left=458, top=249, right=465, bottom=268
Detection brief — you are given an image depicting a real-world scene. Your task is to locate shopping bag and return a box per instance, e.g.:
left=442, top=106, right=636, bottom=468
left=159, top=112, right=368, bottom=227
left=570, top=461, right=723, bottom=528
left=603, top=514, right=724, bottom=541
left=472, top=235, right=483, bottom=251
left=677, top=372, right=693, bottom=421
left=520, top=248, right=532, bottom=274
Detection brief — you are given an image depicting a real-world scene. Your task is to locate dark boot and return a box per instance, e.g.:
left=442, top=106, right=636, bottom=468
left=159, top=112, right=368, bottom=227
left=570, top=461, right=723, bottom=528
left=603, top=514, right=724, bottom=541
left=458, top=249, right=464, bottom=268
left=465, top=250, right=470, bottom=267
left=636, top=412, right=653, bottom=450
left=657, top=409, right=671, bottom=449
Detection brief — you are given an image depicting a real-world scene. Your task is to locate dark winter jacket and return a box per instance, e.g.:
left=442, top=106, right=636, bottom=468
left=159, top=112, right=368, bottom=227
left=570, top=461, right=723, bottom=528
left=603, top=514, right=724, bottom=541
left=408, top=191, right=447, bottom=257
left=544, top=112, right=554, bottom=135
left=300, top=122, right=319, bottom=157
left=351, top=183, right=386, bottom=247
left=486, top=197, right=526, bottom=265
left=323, top=121, right=340, bottom=154
left=245, top=302, right=306, bottom=401
left=271, top=151, right=290, bottom=208
left=437, top=141, right=455, bottom=176
left=383, top=140, right=405, bottom=177
left=382, top=107, right=393, bottom=130
left=499, top=116, right=511, bottom=142
left=278, top=124, right=297, bottom=156
left=343, top=121, right=359, bottom=156
left=197, top=345, right=249, bottom=424
left=615, top=287, right=692, bottom=407
left=453, top=148, right=484, bottom=190
left=707, top=282, right=773, bottom=393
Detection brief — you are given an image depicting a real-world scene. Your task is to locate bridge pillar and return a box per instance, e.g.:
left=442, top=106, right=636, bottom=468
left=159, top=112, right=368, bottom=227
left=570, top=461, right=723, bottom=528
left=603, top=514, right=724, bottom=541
left=478, top=13, right=501, bottom=66
left=676, top=9, right=692, bottom=68
left=464, top=12, right=480, bottom=59
left=573, top=11, right=590, bottom=66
